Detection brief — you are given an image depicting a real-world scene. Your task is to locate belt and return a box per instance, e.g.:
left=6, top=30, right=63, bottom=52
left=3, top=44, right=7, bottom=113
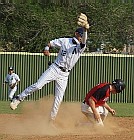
left=55, top=63, right=70, bottom=72
left=83, top=100, right=86, bottom=104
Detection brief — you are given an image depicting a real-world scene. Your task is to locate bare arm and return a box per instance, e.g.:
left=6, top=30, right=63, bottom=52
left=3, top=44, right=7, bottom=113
left=103, top=102, right=116, bottom=115
left=88, top=98, right=104, bottom=126
left=88, top=98, right=101, bottom=120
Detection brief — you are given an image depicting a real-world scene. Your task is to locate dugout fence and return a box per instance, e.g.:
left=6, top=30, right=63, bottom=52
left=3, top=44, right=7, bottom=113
left=0, top=52, right=133, bottom=103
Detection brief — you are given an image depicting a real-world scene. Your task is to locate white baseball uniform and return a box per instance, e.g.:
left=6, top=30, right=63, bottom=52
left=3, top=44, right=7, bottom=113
left=5, top=73, right=20, bottom=100
left=16, top=32, right=87, bottom=120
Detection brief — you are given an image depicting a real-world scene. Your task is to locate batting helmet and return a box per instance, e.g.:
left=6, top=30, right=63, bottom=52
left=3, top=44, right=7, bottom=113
left=75, top=27, right=84, bottom=37
left=112, top=79, right=126, bottom=93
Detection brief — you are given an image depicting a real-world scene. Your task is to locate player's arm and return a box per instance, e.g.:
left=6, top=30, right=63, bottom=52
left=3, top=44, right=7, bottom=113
left=81, top=28, right=87, bottom=44
left=15, top=79, right=20, bottom=85
left=77, top=13, right=89, bottom=44
left=103, top=102, right=116, bottom=115
left=3, top=77, right=8, bottom=85
left=88, top=98, right=104, bottom=126
left=15, top=74, right=20, bottom=83
left=43, top=39, right=62, bottom=56
left=43, top=43, right=51, bottom=56
left=3, top=81, right=8, bottom=85
left=88, top=98, right=101, bottom=121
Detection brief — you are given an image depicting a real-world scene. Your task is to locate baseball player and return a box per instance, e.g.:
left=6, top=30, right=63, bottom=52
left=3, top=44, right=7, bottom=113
left=10, top=13, right=90, bottom=121
left=81, top=79, right=126, bottom=126
left=3, top=66, right=20, bottom=101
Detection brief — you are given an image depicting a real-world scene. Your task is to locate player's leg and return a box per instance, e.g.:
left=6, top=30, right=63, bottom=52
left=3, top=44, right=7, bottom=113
left=96, top=106, right=108, bottom=121
left=8, top=86, right=17, bottom=101
left=81, top=103, right=104, bottom=126
left=50, top=74, right=69, bottom=121
left=81, top=102, right=95, bottom=123
left=10, top=66, right=57, bottom=110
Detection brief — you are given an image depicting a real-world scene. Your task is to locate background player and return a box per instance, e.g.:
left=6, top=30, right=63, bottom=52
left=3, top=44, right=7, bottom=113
left=10, top=13, right=90, bottom=122
left=81, top=79, right=126, bottom=126
left=3, top=66, right=20, bottom=101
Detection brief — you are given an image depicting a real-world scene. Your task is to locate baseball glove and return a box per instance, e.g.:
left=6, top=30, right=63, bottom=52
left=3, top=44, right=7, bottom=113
left=10, top=83, right=16, bottom=89
left=77, top=13, right=89, bottom=29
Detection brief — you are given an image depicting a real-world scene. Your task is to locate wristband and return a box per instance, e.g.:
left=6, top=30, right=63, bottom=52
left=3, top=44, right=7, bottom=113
left=44, top=46, right=49, bottom=51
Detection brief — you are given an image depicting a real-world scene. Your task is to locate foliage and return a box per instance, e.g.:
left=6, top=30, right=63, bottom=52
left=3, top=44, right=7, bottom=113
left=0, top=1, right=133, bottom=52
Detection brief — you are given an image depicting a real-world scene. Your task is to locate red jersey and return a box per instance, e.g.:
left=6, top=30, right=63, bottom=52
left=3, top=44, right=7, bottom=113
left=84, top=83, right=110, bottom=107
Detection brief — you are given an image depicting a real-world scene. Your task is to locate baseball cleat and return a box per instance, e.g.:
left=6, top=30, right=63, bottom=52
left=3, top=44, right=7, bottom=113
left=48, top=119, right=58, bottom=130
left=10, top=97, right=21, bottom=110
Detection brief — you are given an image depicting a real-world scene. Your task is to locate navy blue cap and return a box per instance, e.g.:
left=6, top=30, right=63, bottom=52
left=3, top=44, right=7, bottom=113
left=8, top=66, right=14, bottom=71
left=75, top=28, right=84, bottom=37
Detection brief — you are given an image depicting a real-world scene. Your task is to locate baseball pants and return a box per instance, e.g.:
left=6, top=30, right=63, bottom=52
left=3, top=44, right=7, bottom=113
left=8, top=86, right=17, bottom=100
left=81, top=102, right=109, bottom=122
left=18, top=63, right=70, bottom=120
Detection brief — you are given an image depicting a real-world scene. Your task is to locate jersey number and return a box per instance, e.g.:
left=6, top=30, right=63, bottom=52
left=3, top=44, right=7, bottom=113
left=61, top=50, right=67, bottom=56
left=61, top=47, right=78, bottom=56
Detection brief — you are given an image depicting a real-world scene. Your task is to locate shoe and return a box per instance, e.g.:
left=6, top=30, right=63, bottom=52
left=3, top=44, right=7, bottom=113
left=48, top=119, right=57, bottom=129
left=10, top=96, right=21, bottom=110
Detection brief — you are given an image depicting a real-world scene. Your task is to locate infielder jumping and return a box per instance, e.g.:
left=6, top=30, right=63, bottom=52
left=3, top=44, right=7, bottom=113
left=10, top=13, right=90, bottom=121
left=81, top=79, right=126, bottom=126
left=3, top=66, right=20, bottom=101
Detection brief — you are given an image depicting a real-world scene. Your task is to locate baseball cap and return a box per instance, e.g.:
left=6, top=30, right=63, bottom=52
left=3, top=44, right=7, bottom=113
left=8, top=66, right=14, bottom=71
left=75, top=27, right=84, bottom=37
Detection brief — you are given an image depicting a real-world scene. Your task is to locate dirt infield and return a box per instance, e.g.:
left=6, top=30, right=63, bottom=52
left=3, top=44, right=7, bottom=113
left=0, top=99, right=134, bottom=140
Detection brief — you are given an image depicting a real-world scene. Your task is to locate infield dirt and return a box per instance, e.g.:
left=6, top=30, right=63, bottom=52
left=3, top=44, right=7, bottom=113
left=0, top=97, right=134, bottom=140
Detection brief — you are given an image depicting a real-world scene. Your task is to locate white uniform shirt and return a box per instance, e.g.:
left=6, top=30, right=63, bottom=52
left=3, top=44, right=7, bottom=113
left=50, top=37, right=86, bottom=70
left=5, top=73, right=20, bottom=87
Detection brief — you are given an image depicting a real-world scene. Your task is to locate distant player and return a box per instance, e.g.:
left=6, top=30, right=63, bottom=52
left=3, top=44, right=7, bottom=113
left=81, top=79, right=126, bottom=126
left=3, top=66, right=20, bottom=101
left=10, top=13, right=90, bottom=121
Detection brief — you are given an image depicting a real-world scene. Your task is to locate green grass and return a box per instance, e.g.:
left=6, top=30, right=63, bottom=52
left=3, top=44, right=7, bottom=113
left=0, top=101, right=134, bottom=117
left=108, top=103, right=134, bottom=117
left=0, top=101, right=22, bottom=114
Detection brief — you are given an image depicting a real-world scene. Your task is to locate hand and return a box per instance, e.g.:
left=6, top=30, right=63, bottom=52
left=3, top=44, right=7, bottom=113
left=96, top=118, right=104, bottom=127
left=109, top=109, right=116, bottom=116
left=43, top=50, right=50, bottom=56
left=94, top=111, right=101, bottom=120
